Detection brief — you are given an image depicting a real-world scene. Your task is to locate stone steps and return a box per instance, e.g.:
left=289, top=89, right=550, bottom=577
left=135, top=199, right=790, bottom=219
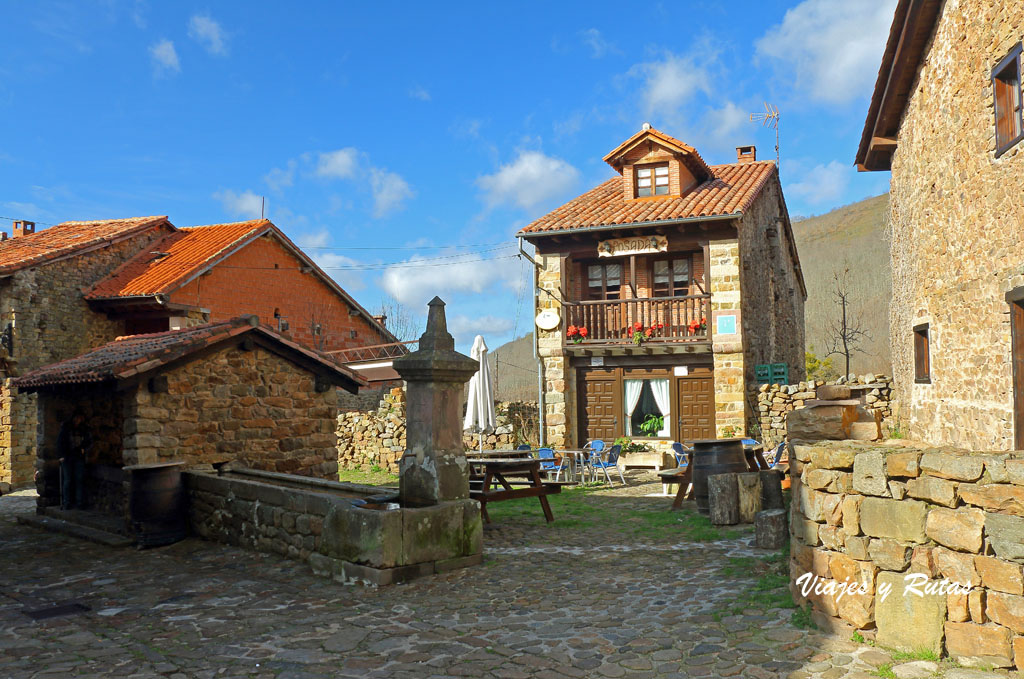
left=17, top=513, right=133, bottom=548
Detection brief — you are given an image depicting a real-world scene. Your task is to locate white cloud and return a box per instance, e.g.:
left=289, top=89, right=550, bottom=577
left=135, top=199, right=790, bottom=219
left=214, top=189, right=263, bottom=218
left=188, top=14, right=228, bottom=56
left=131, top=0, right=147, bottom=29
left=316, top=148, right=359, bottom=179
left=369, top=169, right=415, bottom=218
left=630, top=52, right=710, bottom=116
left=379, top=254, right=521, bottom=309
left=786, top=161, right=851, bottom=206
left=580, top=28, right=618, bottom=58
left=149, top=39, right=180, bottom=76
left=702, top=101, right=750, bottom=148
left=477, top=151, right=580, bottom=212
left=756, top=0, right=897, bottom=104
left=264, top=160, right=296, bottom=192
left=408, top=85, right=431, bottom=101
left=448, top=315, right=515, bottom=343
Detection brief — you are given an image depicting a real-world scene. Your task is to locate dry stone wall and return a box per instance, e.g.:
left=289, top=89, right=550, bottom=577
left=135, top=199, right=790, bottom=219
left=790, top=440, right=1024, bottom=668
left=757, top=375, right=895, bottom=447
left=336, top=389, right=539, bottom=474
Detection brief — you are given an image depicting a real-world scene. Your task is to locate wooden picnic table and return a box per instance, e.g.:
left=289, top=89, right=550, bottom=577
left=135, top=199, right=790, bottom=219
left=467, top=458, right=561, bottom=524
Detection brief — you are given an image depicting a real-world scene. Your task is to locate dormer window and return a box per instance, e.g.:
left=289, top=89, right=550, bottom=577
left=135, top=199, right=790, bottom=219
left=636, top=163, right=669, bottom=197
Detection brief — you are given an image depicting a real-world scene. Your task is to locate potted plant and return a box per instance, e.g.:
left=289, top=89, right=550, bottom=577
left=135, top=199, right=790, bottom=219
left=566, top=325, right=588, bottom=344
left=638, top=413, right=664, bottom=437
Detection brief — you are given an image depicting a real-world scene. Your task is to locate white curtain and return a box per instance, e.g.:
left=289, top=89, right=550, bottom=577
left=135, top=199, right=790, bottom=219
left=650, top=379, right=671, bottom=437
left=623, top=379, right=643, bottom=436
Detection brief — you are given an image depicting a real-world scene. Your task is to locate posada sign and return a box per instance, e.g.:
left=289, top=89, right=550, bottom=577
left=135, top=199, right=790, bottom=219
left=597, top=235, right=668, bottom=257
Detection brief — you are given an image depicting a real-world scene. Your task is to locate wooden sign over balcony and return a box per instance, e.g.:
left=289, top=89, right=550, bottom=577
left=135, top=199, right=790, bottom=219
left=597, top=235, right=668, bottom=258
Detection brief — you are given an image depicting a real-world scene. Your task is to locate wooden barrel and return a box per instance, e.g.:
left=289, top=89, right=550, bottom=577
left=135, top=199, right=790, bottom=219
left=690, top=438, right=748, bottom=515
left=126, top=462, right=187, bottom=547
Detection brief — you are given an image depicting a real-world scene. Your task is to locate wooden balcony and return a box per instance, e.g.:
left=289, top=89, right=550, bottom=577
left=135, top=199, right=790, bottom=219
left=563, top=294, right=711, bottom=351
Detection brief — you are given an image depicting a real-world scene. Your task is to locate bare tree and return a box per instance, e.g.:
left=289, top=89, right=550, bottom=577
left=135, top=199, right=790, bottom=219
left=377, top=295, right=424, bottom=342
left=825, top=268, right=871, bottom=378
left=305, top=301, right=332, bottom=351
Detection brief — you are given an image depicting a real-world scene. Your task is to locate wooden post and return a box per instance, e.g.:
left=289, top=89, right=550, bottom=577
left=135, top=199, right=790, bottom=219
left=708, top=473, right=739, bottom=525
left=737, top=472, right=762, bottom=523
left=759, top=470, right=785, bottom=510
left=755, top=508, right=788, bottom=549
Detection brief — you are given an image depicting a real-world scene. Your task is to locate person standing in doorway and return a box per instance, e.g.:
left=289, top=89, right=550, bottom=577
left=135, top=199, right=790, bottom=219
left=58, top=410, right=91, bottom=510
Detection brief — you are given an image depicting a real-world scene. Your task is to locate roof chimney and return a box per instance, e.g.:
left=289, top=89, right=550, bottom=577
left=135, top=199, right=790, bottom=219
left=372, top=314, right=387, bottom=328
left=736, top=146, right=756, bottom=164
left=12, top=221, right=35, bottom=238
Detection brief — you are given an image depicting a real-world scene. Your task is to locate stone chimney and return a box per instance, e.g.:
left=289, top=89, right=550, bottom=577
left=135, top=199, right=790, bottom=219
left=392, top=297, right=478, bottom=507
left=736, top=146, right=756, bottom=164
left=12, top=221, right=35, bottom=237
left=372, top=314, right=387, bottom=328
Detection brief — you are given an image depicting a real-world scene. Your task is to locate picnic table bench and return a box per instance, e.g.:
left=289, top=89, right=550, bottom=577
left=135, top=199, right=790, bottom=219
left=467, top=457, right=565, bottom=523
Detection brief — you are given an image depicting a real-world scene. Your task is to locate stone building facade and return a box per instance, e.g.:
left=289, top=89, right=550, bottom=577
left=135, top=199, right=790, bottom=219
left=0, top=216, right=394, bottom=489
left=856, top=0, right=1024, bottom=449
left=14, top=316, right=363, bottom=514
left=520, top=126, right=806, bottom=449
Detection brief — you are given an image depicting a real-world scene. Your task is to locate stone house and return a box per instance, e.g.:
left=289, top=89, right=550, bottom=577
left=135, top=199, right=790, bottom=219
left=0, top=216, right=394, bottom=489
left=518, top=126, right=806, bottom=449
left=13, top=315, right=364, bottom=515
left=855, top=0, right=1024, bottom=448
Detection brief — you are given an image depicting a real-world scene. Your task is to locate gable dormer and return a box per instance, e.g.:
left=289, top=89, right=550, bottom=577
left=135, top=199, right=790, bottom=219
left=603, top=124, right=714, bottom=201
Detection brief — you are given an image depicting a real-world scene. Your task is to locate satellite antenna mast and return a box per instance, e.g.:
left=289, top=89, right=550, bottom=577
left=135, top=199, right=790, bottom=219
left=749, top=102, right=780, bottom=172
left=261, top=196, right=265, bottom=219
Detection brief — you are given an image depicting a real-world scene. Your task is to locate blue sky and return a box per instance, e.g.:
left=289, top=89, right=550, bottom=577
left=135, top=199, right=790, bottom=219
left=1, top=0, right=895, bottom=353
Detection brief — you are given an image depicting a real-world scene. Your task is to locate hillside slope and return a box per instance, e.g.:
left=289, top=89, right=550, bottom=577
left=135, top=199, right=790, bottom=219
left=792, top=193, right=891, bottom=376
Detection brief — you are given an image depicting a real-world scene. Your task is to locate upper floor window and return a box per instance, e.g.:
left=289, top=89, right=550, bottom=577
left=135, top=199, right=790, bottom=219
left=652, top=257, right=690, bottom=297
left=587, top=263, right=621, bottom=300
left=635, top=163, right=669, bottom=197
left=994, top=43, right=1024, bottom=156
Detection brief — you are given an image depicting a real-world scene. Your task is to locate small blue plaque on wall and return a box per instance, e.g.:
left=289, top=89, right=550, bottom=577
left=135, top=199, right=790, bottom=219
left=716, top=314, right=737, bottom=335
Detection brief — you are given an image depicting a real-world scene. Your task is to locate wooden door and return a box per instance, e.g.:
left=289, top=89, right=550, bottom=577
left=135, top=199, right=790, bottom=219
left=676, top=376, right=715, bottom=442
left=578, top=369, right=621, bottom=443
left=1013, top=301, right=1024, bottom=449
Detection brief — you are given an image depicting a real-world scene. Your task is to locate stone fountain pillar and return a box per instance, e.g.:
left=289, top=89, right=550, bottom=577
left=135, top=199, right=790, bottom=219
left=393, top=297, right=479, bottom=508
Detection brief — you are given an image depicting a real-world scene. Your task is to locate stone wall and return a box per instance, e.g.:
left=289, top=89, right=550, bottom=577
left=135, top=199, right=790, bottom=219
left=790, top=440, right=1024, bottom=668
left=535, top=251, right=574, bottom=449
left=336, top=389, right=539, bottom=474
left=887, top=1, right=1024, bottom=448
left=757, top=375, right=895, bottom=447
left=124, top=343, right=338, bottom=477
left=0, top=225, right=172, bottom=488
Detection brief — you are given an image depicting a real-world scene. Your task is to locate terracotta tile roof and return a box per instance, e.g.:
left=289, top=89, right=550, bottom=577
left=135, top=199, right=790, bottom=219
left=13, top=315, right=366, bottom=393
left=0, top=216, right=169, bottom=275
left=518, top=161, right=776, bottom=235
left=85, top=219, right=270, bottom=299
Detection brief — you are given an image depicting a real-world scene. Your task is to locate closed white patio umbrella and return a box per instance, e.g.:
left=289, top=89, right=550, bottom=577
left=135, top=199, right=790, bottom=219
left=464, top=335, right=496, bottom=454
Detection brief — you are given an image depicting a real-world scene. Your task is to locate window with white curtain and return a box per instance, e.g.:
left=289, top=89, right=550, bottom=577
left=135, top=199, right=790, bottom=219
left=624, top=378, right=671, bottom=437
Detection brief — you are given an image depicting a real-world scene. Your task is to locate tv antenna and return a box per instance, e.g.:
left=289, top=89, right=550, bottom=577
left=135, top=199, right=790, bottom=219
left=750, top=102, right=780, bottom=172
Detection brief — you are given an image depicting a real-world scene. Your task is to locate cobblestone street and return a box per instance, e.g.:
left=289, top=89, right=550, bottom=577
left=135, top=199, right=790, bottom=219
left=0, top=475, right=1011, bottom=679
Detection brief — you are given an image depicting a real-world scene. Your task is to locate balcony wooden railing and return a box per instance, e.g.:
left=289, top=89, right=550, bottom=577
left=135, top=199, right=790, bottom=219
left=563, top=294, right=711, bottom=346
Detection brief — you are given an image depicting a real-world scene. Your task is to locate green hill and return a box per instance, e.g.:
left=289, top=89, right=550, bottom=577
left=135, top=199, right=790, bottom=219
left=792, top=193, right=891, bottom=376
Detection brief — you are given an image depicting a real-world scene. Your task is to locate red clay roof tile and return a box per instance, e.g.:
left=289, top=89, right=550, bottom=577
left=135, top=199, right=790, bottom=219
left=13, top=316, right=365, bottom=392
left=518, top=161, right=776, bottom=235
left=0, top=216, right=170, bottom=275
left=84, top=219, right=270, bottom=299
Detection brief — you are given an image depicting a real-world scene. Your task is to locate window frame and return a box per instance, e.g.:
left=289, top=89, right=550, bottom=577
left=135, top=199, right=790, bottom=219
left=913, top=323, right=931, bottom=384
left=650, top=255, right=694, bottom=298
left=634, top=162, right=670, bottom=198
left=584, top=261, right=623, bottom=301
left=993, top=42, right=1024, bottom=158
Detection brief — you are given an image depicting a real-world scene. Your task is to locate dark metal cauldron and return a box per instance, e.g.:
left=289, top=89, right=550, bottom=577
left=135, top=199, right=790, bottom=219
left=125, top=461, right=187, bottom=547
left=690, top=438, right=748, bottom=515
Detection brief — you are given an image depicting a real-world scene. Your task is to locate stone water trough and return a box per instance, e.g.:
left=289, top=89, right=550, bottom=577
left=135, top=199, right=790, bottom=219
left=189, top=297, right=483, bottom=585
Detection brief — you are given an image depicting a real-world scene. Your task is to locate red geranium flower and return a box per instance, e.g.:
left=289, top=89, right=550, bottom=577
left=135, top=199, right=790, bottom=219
left=633, top=321, right=643, bottom=331
left=567, top=325, right=579, bottom=337
left=579, top=326, right=588, bottom=338
left=645, top=328, right=653, bottom=337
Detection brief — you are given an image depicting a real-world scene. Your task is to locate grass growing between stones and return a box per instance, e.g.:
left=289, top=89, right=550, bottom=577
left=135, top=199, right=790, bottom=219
left=718, top=548, right=797, bottom=616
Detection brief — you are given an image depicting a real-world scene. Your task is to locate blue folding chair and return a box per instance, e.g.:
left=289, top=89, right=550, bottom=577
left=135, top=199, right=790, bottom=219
left=590, top=444, right=625, bottom=485
left=764, top=441, right=786, bottom=469
left=516, top=444, right=532, bottom=452
left=537, top=447, right=566, bottom=482
left=671, top=441, right=692, bottom=468
left=580, top=440, right=605, bottom=483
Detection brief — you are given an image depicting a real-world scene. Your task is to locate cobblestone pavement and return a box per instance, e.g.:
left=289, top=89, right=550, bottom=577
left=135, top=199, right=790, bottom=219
left=0, top=473, right=1014, bottom=679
